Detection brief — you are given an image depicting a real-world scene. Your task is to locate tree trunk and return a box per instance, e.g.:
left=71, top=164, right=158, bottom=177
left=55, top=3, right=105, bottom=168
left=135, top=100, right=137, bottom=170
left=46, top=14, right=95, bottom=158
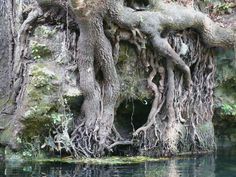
left=0, top=0, right=234, bottom=157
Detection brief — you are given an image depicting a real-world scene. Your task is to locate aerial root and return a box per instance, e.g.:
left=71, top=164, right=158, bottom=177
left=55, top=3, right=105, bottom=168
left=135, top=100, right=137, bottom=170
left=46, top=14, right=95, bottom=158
left=132, top=55, right=166, bottom=150
left=152, top=35, right=192, bottom=89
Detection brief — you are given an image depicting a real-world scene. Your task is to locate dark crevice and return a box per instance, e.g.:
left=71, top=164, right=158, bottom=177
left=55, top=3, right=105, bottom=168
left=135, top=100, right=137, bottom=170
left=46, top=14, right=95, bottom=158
left=65, top=95, right=84, bottom=117
left=115, top=99, right=151, bottom=139
left=124, top=0, right=150, bottom=10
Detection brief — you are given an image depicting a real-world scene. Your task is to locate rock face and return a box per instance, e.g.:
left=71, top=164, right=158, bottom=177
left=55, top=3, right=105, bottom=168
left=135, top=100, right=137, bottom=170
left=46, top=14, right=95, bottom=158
left=214, top=49, right=236, bottom=147
left=20, top=25, right=81, bottom=141
left=0, top=22, right=82, bottom=149
left=0, top=15, right=10, bottom=104
left=0, top=13, right=12, bottom=147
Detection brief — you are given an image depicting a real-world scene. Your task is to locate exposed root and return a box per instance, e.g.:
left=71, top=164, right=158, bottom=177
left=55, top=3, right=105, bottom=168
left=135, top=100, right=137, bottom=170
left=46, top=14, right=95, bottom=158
left=152, top=36, right=192, bottom=89
left=107, top=140, right=133, bottom=150
left=132, top=53, right=166, bottom=150
left=14, top=6, right=43, bottom=76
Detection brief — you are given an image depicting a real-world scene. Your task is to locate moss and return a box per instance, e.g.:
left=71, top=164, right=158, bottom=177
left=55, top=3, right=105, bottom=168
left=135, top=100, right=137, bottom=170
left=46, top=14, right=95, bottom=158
left=34, top=26, right=56, bottom=38
left=21, top=65, right=60, bottom=141
left=34, top=156, right=167, bottom=165
left=117, top=42, right=151, bottom=101
left=214, top=48, right=236, bottom=125
left=22, top=115, right=52, bottom=140
left=64, top=95, right=83, bottom=117
left=4, top=147, right=24, bottom=163
left=215, top=49, right=236, bottom=103
left=20, top=63, right=80, bottom=157
left=0, top=126, right=16, bottom=145
left=28, top=65, right=57, bottom=102
left=31, top=41, right=52, bottom=60
left=118, top=44, right=130, bottom=63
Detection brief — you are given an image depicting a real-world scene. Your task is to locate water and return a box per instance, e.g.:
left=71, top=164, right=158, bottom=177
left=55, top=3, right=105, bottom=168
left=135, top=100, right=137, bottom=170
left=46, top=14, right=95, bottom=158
left=0, top=148, right=235, bottom=177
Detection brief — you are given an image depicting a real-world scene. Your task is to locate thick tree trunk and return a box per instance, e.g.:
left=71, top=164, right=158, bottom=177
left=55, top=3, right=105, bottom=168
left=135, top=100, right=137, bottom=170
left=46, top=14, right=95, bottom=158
left=0, top=0, right=234, bottom=157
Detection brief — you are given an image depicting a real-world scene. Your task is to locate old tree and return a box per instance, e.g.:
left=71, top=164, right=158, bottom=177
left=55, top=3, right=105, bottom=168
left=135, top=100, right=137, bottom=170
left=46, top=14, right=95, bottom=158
left=0, top=0, right=235, bottom=158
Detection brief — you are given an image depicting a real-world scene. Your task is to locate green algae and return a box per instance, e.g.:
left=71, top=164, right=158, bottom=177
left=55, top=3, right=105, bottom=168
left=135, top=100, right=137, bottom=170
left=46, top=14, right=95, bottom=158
left=34, top=156, right=168, bottom=165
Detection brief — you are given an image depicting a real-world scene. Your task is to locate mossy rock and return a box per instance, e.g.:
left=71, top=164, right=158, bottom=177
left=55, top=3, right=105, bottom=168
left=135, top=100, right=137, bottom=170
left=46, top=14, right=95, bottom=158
left=21, top=65, right=61, bottom=141
left=117, top=42, right=150, bottom=101
left=34, top=26, right=56, bottom=38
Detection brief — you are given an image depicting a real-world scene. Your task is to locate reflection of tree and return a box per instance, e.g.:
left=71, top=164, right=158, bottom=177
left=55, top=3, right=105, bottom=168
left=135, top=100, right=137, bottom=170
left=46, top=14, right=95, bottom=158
left=143, top=154, right=216, bottom=177
left=1, top=154, right=216, bottom=177
left=215, top=148, right=236, bottom=177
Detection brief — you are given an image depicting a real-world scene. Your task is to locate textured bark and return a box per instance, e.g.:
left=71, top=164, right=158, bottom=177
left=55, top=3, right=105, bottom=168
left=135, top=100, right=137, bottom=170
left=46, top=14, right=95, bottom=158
left=0, top=0, right=235, bottom=157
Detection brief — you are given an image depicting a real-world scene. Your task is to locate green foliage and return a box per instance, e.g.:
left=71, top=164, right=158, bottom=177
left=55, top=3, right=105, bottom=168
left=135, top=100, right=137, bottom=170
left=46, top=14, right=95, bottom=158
left=20, top=63, right=79, bottom=158
left=200, top=0, right=235, bottom=15
left=221, top=104, right=236, bottom=116
left=210, top=2, right=234, bottom=15
left=22, top=66, right=59, bottom=140
left=30, top=66, right=56, bottom=93
left=51, top=113, right=63, bottom=124
left=41, top=112, right=76, bottom=155
left=31, top=41, right=52, bottom=60
left=22, top=105, right=75, bottom=157
left=215, top=2, right=234, bottom=14
left=215, top=49, right=236, bottom=116
left=21, top=136, right=43, bottom=159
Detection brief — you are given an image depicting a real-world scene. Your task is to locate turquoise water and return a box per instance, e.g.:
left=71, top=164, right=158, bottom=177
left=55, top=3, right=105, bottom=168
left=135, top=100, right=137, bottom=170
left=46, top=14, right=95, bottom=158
left=0, top=148, right=235, bottom=177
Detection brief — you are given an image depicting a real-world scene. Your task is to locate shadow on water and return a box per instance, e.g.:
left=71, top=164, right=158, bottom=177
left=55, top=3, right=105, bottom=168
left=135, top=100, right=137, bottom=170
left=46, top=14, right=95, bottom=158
left=0, top=148, right=236, bottom=177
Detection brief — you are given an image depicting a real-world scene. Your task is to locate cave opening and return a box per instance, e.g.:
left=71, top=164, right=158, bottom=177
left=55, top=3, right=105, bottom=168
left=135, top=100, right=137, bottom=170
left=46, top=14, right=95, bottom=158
left=112, top=99, right=151, bottom=155
left=64, top=95, right=84, bottom=117
left=115, top=99, right=151, bottom=139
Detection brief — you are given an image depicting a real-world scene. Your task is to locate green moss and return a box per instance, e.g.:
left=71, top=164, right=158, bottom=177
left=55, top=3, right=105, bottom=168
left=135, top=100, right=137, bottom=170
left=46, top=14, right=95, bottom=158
left=118, top=45, right=130, bottom=63
left=21, top=65, right=60, bottom=141
left=220, top=103, right=236, bottom=116
left=117, top=42, right=150, bottom=101
left=28, top=66, right=57, bottom=101
left=0, top=126, right=16, bottom=145
left=5, top=147, right=24, bottom=163
left=31, top=41, right=52, bottom=60
left=34, top=156, right=167, bottom=165
left=34, top=26, right=56, bottom=38
left=19, top=63, right=80, bottom=158
left=215, top=49, right=236, bottom=123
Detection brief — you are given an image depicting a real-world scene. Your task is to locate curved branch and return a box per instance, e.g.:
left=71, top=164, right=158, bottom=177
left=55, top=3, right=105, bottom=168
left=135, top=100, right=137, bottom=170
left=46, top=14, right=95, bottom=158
left=152, top=35, right=192, bottom=88
left=14, top=6, right=43, bottom=76
left=112, top=3, right=235, bottom=48
left=107, top=140, right=133, bottom=150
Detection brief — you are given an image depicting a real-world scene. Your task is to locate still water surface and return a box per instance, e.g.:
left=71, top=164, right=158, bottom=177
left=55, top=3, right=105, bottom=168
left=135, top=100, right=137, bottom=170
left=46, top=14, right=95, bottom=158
left=0, top=148, right=235, bottom=177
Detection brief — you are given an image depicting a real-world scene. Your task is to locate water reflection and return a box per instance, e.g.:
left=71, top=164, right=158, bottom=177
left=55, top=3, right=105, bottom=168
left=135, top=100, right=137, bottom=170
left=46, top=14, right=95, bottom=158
left=0, top=148, right=235, bottom=177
